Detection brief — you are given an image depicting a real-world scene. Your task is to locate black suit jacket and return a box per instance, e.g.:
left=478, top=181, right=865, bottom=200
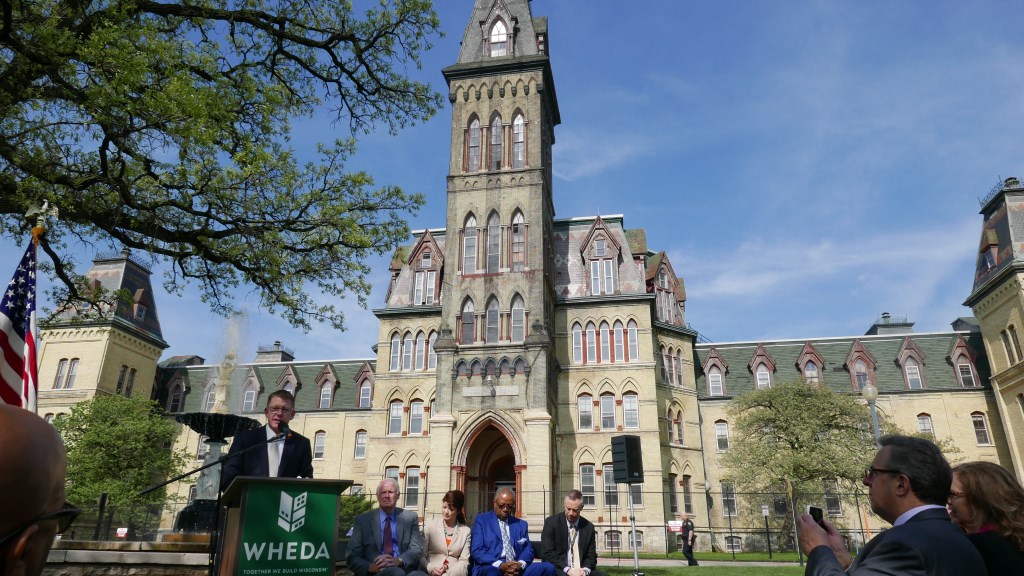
left=807, top=508, right=986, bottom=576
left=539, top=513, right=598, bottom=572
left=220, top=425, right=314, bottom=491
left=968, top=531, right=1024, bottom=576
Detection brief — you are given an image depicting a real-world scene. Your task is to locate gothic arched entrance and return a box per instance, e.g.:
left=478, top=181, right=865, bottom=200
left=462, top=424, right=521, bottom=517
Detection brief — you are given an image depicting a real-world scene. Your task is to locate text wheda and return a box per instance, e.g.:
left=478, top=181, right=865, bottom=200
left=243, top=541, right=331, bottom=561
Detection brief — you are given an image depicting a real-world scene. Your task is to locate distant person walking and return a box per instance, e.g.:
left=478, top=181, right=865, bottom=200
left=680, top=513, right=698, bottom=566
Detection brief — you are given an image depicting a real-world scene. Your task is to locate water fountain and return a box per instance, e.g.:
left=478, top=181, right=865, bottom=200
left=171, top=316, right=261, bottom=534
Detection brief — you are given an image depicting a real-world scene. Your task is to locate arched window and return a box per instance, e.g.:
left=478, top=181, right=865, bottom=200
left=427, top=331, right=438, bottom=369
left=708, top=368, right=724, bottom=396
left=490, top=115, right=503, bottom=171
left=627, top=320, right=639, bottom=361
left=613, top=320, right=624, bottom=362
left=489, top=20, right=508, bottom=56
left=463, top=215, right=477, bottom=273
left=572, top=323, right=583, bottom=364
left=804, top=361, right=819, bottom=384
left=600, top=322, right=611, bottom=363
left=577, top=394, right=592, bottom=430
left=168, top=383, right=184, bottom=413
left=388, top=401, right=403, bottom=435
left=389, top=333, right=400, bottom=371
left=354, top=430, right=367, bottom=459
left=242, top=382, right=259, bottom=412
left=904, top=358, right=923, bottom=389
left=675, top=415, right=684, bottom=444
left=512, top=114, right=525, bottom=169
left=313, top=431, right=326, bottom=459
left=586, top=322, right=597, bottom=364
left=415, top=332, right=426, bottom=370
left=319, top=382, right=333, bottom=409
left=600, top=394, right=616, bottom=429
left=916, top=413, right=933, bottom=436
left=467, top=118, right=481, bottom=171
left=623, top=393, right=639, bottom=429
left=755, top=364, right=771, bottom=389
left=203, top=385, right=216, bottom=412
left=955, top=356, right=977, bottom=387
left=715, top=420, right=730, bottom=451
left=972, top=412, right=992, bottom=444
left=52, top=359, right=68, bottom=389
left=511, top=211, right=526, bottom=271
left=460, top=300, right=476, bottom=345
left=358, top=380, right=371, bottom=408
left=486, top=297, right=500, bottom=343
left=64, top=358, right=79, bottom=389
left=282, top=380, right=295, bottom=395
left=853, top=359, right=869, bottom=391
left=510, top=296, right=525, bottom=342
left=401, top=331, right=413, bottom=370
left=409, top=400, right=425, bottom=435
left=1001, top=330, right=1016, bottom=364
left=485, top=212, right=501, bottom=273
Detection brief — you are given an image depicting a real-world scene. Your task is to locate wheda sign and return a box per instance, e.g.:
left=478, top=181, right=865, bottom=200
left=235, top=482, right=339, bottom=576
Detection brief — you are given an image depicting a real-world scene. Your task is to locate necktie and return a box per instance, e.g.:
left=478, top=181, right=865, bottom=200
left=268, top=439, right=281, bottom=477
left=383, top=516, right=394, bottom=556
left=570, top=525, right=580, bottom=569
left=501, top=519, right=514, bottom=561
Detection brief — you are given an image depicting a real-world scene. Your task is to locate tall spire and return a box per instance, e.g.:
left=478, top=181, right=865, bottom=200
left=456, top=0, right=546, bottom=65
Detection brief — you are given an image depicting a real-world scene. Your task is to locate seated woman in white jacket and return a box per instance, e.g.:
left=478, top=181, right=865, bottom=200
left=422, top=490, right=471, bottom=576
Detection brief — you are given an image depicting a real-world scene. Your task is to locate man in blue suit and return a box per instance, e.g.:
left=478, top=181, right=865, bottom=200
left=797, top=435, right=985, bottom=576
left=220, top=390, right=313, bottom=491
left=471, top=489, right=555, bottom=576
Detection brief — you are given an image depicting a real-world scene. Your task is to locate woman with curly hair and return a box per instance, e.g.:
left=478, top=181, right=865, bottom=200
left=948, top=461, right=1024, bottom=575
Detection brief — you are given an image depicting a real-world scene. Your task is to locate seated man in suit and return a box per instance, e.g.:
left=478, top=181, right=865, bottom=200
left=539, top=490, right=604, bottom=576
left=220, top=390, right=313, bottom=491
left=346, top=479, right=428, bottom=576
left=471, top=488, right=555, bottom=576
left=797, top=435, right=986, bottom=576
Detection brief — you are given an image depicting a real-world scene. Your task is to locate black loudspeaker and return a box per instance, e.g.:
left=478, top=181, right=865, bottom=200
left=611, top=435, right=644, bottom=484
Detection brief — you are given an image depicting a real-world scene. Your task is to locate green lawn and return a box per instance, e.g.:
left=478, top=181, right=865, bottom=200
left=606, top=567, right=803, bottom=576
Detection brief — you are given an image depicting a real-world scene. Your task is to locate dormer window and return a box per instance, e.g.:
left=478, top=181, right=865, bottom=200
left=490, top=21, right=508, bottom=57
left=421, top=251, right=431, bottom=268
left=595, top=239, right=606, bottom=257
left=134, top=303, right=147, bottom=321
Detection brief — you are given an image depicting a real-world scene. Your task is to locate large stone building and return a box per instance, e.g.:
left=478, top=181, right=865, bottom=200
left=36, top=0, right=1023, bottom=554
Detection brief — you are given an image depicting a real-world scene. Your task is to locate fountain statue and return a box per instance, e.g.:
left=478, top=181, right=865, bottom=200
left=171, top=315, right=261, bottom=533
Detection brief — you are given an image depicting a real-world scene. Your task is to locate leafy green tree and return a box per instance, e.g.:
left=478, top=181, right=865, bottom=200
left=722, top=380, right=878, bottom=493
left=0, top=0, right=445, bottom=331
left=338, top=492, right=375, bottom=538
left=54, top=395, right=188, bottom=534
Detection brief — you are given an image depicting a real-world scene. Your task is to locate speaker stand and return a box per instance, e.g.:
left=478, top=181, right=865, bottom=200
left=626, top=482, right=643, bottom=576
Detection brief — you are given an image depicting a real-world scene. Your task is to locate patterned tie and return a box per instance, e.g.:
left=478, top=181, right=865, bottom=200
left=570, top=525, right=580, bottom=569
left=501, top=519, right=514, bottom=561
left=383, top=516, right=394, bottom=556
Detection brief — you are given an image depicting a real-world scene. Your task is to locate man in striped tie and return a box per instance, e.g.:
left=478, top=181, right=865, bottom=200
left=470, top=489, right=555, bottom=576
left=539, top=490, right=604, bottom=576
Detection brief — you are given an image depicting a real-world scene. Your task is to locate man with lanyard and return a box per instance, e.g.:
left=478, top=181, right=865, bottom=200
left=539, top=490, right=604, bottom=576
left=346, top=478, right=428, bottom=576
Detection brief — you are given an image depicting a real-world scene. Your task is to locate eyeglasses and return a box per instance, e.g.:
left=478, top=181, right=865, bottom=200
left=495, top=503, right=515, bottom=510
left=0, top=502, right=81, bottom=548
left=267, top=407, right=293, bottom=414
left=864, top=467, right=902, bottom=480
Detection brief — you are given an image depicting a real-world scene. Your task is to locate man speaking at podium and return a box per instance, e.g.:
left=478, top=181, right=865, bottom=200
left=220, top=390, right=314, bottom=491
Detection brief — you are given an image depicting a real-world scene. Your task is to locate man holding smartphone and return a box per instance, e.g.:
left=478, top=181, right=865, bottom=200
left=679, top=513, right=698, bottom=566
left=797, top=435, right=984, bottom=576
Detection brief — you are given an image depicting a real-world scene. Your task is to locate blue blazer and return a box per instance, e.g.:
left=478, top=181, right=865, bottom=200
left=471, top=511, right=535, bottom=568
left=219, top=425, right=314, bottom=491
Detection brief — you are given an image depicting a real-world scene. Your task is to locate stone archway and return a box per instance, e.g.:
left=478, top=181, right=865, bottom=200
left=462, top=424, right=520, bottom=518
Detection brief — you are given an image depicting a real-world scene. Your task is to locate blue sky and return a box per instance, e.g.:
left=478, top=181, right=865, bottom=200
left=4, top=1, right=1023, bottom=363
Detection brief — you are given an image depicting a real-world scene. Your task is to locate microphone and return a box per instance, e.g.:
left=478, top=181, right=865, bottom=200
left=278, top=422, right=292, bottom=439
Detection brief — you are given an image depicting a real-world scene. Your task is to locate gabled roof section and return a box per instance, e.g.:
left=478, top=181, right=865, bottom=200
left=276, top=365, right=301, bottom=390
left=796, top=342, right=825, bottom=371
left=845, top=339, right=877, bottom=368
left=967, top=178, right=1024, bottom=306
left=551, top=216, right=646, bottom=298
left=313, top=363, right=337, bottom=385
left=700, top=347, right=729, bottom=374
left=354, top=361, right=374, bottom=384
left=54, top=249, right=168, bottom=348
left=748, top=343, right=777, bottom=372
left=948, top=334, right=977, bottom=363
left=896, top=336, right=926, bottom=365
left=456, top=0, right=540, bottom=64
left=579, top=216, right=623, bottom=259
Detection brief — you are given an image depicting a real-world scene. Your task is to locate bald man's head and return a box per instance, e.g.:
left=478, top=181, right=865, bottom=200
left=0, top=405, right=68, bottom=576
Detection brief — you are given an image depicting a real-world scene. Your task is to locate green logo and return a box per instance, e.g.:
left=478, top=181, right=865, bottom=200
left=279, top=491, right=307, bottom=532
left=237, top=483, right=337, bottom=576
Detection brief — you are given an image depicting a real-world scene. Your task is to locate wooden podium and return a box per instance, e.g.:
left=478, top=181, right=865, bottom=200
left=218, top=477, right=352, bottom=576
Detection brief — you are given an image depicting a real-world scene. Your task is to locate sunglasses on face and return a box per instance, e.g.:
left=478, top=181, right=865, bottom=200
left=0, top=502, right=81, bottom=548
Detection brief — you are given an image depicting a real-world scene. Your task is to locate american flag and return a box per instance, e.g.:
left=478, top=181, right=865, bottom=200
left=0, top=241, right=39, bottom=411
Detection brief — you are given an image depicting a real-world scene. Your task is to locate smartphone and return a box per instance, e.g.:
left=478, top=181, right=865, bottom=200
left=807, top=505, right=825, bottom=525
